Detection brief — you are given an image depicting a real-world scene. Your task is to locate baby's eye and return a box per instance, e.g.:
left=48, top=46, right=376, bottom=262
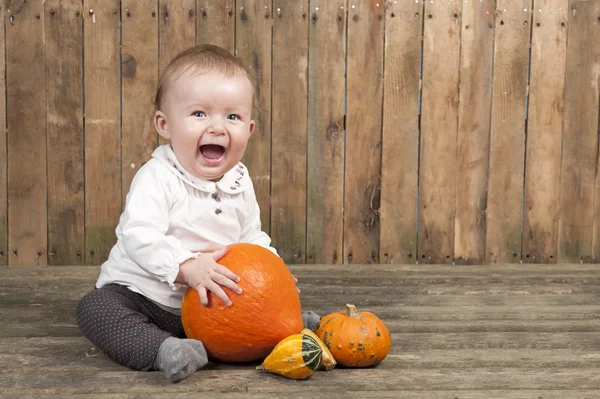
left=227, top=114, right=240, bottom=121
left=193, top=111, right=206, bottom=117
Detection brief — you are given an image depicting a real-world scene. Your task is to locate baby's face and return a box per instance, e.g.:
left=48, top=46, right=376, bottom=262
left=155, top=70, right=255, bottom=181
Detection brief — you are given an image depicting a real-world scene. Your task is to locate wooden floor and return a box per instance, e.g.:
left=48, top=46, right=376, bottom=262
left=2, top=263, right=600, bottom=398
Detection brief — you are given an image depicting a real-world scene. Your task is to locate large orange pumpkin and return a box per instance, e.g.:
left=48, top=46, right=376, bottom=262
left=181, top=243, right=303, bottom=363
left=315, top=304, right=391, bottom=367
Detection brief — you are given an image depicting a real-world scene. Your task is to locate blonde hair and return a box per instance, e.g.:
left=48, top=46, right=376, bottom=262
left=154, top=44, right=254, bottom=110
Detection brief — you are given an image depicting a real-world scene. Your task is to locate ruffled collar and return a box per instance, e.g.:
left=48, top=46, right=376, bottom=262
left=152, top=144, right=250, bottom=194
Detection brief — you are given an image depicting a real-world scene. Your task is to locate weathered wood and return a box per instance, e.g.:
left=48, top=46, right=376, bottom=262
left=270, top=1, right=308, bottom=264
left=0, top=2, right=6, bottom=266
left=523, top=1, right=567, bottom=264
left=5, top=262, right=600, bottom=279
left=453, top=0, right=495, bottom=265
left=6, top=0, right=47, bottom=266
left=159, top=0, right=196, bottom=72
left=236, top=0, right=272, bottom=235
left=4, top=367, right=600, bottom=395
left=45, top=0, right=85, bottom=265
left=3, top=392, right=600, bottom=399
left=486, top=0, right=532, bottom=263
left=83, top=0, right=122, bottom=265
left=591, top=0, right=600, bottom=262
left=121, top=0, right=159, bottom=201
left=344, top=1, right=384, bottom=264
left=158, top=0, right=196, bottom=146
left=379, top=0, right=421, bottom=264
left=559, top=0, right=600, bottom=262
left=5, top=337, right=600, bottom=373
left=3, top=263, right=600, bottom=396
left=4, top=300, right=600, bottom=336
left=418, top=0, right=462, bottom=264
left=196, top=0, right=235, bottom=53
left=306, top=0, right=346, bottom=264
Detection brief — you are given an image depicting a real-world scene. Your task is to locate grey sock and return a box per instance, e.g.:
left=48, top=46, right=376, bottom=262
left=154, top=337, right=208, bottom=382
left=302, top=311, right=321, bottom=332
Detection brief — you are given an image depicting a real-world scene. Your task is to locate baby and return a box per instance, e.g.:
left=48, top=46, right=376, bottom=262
left=76, top=44, right=319, bottom=382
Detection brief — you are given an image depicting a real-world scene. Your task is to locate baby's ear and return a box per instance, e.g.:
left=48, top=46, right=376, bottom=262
left=154, top=110, right=170, bottom=140
left=248, top=119, right=255, bottom=135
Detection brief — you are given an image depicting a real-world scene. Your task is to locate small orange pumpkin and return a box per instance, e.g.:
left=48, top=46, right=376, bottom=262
left=181, top=243, right=303, bottom=363
left=315, top=304, right=391, bottom=367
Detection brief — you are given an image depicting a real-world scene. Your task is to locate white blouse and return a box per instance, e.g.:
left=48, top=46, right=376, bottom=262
left=96, top=145, right=276, bottom=309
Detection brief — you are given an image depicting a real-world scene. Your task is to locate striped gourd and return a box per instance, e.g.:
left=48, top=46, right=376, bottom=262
left=302, top=328, right=337, bottom=370
left=256, top=330, right=323, bottom=379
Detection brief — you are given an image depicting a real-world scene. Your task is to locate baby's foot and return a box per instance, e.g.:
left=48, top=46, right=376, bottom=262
left=154, top=337, right=208, bottom=382
left=301, top=311, right=321, bottom=332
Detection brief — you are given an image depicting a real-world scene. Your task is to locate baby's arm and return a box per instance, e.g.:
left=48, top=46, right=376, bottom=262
left=120, top=167, right=195, bottom=287
left=121, top=166, right=242, bottom=306
left=175, top=248, right=242, bottom=306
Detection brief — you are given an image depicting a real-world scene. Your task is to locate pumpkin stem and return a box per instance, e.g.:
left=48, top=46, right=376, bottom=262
left=256, top=364, right=265, bottom=371
left=345, top=304, right=360, bottom=317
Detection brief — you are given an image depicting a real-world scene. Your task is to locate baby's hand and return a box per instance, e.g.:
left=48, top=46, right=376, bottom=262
left=177, top=248, right=242, bottom=307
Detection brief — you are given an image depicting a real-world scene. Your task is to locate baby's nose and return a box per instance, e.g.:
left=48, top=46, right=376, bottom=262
left=208, top=119, right=226, bottom=134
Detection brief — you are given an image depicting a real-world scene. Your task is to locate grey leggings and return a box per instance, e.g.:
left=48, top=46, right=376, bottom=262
left=76, top=284, right=185, bottom=371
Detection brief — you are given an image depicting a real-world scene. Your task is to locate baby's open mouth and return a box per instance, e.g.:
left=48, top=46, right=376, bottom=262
left=200, top=144, right=225, bottom=160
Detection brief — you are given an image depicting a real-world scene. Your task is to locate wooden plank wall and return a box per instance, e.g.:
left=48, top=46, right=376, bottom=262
left=0, top=0, right=599, bottom=267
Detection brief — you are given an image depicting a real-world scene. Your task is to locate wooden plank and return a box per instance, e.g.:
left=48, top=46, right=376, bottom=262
left=5, top=288, right=600, bottom=318
left=290, top=261, right=600, bottom=276
left=0, top=2, right=6, bottom=266
left=306, top=296, right=600, bottom=313
left=270, top=1, right=308, bottom=263
left=3, top=264, right=600, bottom=397
left=391, top=331, right=600, bottom=350
left=8, top=316, right=600, bottom=340
left=159, top=0, right=196, bottom=72
left=523, top=2, right=568, bottom=264
left=453, top=0, right=495, bottom=265
left=306, top=0, right=346, bottom=264
left=418, top=0, right=462, bottom=264
left=344, top=1, right=384, bottom=264
left=382, top=319, right=600, bottom=334
left=3, top=392, right=600, bottom=399
left=236, top=0, right=272, bottom=235
left=6, top=337, right=600, bottom=373
left=196, top=0, right=235, bottom=53
left=121, top=0, right=159, bottom=203
left=301, top=284, right=600, bottom=296
left=485, top=1, right=532, bottom=263
left=158, top=0, right=196, bottom=146
left=5, top=299, right=600, bottom=332
left=558, top=0, right=600, bottom=261
left=8, top=312, right=600, bottom=339
left=379, top=0, right=422, bottom=264
left=83, top=0, right=121, bottom=265
left=3, top=262, right=600, bottom=279
left=4, top=367, right=600, bottom=394
left=3, top=262, right=600, bottom=280
left=591, top=1, right=600, bottom=262
left=45, top=0, right=85, bottom=265
left=3, top=393, right=600, bottom=399
left=4, top=284, right=600, bottom=309
left=6, top=0, right=47, bottom=266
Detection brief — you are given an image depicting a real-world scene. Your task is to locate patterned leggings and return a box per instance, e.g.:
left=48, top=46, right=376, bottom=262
left=76, top=284, right=185, bottom=371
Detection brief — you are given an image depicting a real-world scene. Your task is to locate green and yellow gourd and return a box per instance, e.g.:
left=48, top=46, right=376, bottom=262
left=302, top=328, right=336, bottom=370
left=257, top=330, right=323, bottom=379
